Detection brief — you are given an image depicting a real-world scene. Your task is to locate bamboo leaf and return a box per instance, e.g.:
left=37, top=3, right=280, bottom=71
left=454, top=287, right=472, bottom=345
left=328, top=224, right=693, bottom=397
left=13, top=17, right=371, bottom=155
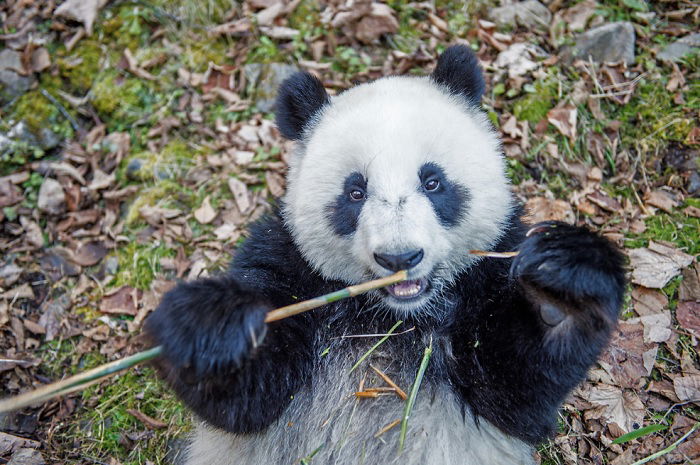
left=612, top=424, right=668, bottom=444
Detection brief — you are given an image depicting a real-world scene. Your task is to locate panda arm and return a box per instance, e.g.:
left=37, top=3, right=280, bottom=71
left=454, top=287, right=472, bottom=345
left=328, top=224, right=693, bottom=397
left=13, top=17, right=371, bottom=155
left=452, top=221, right=626, bottom=444
left=145, top=210, right=325, bottom=433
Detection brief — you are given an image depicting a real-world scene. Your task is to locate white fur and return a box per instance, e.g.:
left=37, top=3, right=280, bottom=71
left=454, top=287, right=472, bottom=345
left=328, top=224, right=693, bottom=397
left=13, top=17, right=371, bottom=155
left=282, top=76, right=513, bottom=311
left=185, top=333, right=535, bottom=465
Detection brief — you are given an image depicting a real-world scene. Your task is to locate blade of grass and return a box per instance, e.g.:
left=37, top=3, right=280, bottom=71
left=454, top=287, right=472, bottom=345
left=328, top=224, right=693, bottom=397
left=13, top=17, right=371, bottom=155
left=612, top=423, right=668, bottom=445
left=349, top=320, right=404, bottom=373
left=0, top=271, right=408, bottom=413
left=398, top=338, right=433, bottom=454
left=630, top=422, right=699, bottom=465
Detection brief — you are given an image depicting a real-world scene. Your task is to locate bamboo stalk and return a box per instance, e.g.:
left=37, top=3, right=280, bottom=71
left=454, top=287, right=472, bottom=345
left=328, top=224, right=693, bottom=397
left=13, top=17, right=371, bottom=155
left=398, top=339, right=433, bottom=453
left=370, top=364, right=407, bottom=400
left=469, top=250, right=519, bottom=258
left=0, top=271, right=408, bottom=413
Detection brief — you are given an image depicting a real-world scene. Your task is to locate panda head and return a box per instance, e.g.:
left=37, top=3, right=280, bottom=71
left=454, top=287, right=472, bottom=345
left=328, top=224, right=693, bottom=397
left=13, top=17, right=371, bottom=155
left=277, top=45, right=514, bottom=315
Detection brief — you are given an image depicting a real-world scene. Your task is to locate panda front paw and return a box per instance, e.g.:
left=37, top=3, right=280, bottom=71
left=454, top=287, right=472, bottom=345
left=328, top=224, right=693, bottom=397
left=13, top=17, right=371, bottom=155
left=144, top=276, right=272, bottom=383
left=511, top=221, right=626, bottom=329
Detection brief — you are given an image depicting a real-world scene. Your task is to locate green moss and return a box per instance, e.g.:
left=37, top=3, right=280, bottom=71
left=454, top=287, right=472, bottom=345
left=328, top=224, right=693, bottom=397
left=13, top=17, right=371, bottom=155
left=12, top=91, right=58, bottom=132
left=92, top=71, right=162, bottom=128
left=624, top=208, right=700, bottom=255
left=125, top=179, right=194, bottom=224
left=113, top=242, right=176, bottom=289
left=57, top=40, right=103, bottom=92
left=122, top=140, right=197, bottom=184
left=513, top=80, right=556, bottom=124
left=181, top=35, right=231, bottom=71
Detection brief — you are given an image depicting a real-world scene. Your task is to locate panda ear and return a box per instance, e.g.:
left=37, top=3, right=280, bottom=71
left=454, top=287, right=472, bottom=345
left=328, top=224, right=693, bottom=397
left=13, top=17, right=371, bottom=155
left=431, top=45, right=485, bottom=106
left=275, top=71, right=330, bottom=140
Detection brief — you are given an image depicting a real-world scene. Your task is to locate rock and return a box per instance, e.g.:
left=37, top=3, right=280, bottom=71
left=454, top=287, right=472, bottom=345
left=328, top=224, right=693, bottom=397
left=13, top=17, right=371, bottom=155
left=37, top=178, right=66, bottom=215
left=564, top=22, right=635, bottom=65
left=688, top=171, right=700, bottom=196
left=489, top=0, right=551, bottom=29
left=8, top=122, right=39, bottom=147
left=37, top=128, right=61, bottom=150
left=244, top=63, right=299, bottom=112
left=0, top=133, right=11, bottom=153
left=8, top=448, right=45, bottom=465
left=494, top=42, right=547, bottom=78
left=657, top=33, right=700, bottom=61
left=0, top=49, right=33, bottom=101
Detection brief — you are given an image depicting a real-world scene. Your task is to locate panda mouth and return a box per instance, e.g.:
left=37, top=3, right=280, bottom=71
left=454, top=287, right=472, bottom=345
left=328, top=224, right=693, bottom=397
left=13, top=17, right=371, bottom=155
left=385, top=278, right=428, bottom=300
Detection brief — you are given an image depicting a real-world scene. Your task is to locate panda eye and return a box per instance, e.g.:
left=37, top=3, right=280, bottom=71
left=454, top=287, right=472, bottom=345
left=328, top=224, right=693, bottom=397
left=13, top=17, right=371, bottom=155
left=424, top=179, right=440, bottom=192
left=349, top=189, right=365, bottom=201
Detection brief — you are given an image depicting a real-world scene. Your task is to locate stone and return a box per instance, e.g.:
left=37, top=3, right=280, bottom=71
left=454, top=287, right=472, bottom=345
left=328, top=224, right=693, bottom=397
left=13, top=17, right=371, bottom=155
left=37, top=128, right=61, bottom=150
left=37, top=178, right=66, bottom=215
left=244, top=63, right=299, bottom=112
left=0, top=133, right=11, bottom=154
left=564, top=22, right=635, bottom=64
left=489, top=0, right=551, bottom=29
left=8, top=448, right=45, bottom=465
left=688, top=171, right=700, bottom=196
left=8, top=122, right=39, bottom=147
left=0, top=49, right=33, bottom=101
left=657, top=33, right=700, bottom=61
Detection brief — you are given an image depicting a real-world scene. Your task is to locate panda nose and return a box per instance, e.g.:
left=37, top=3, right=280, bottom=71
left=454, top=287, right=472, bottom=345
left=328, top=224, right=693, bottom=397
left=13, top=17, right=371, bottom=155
left=374, top=249, right=424, bottom=271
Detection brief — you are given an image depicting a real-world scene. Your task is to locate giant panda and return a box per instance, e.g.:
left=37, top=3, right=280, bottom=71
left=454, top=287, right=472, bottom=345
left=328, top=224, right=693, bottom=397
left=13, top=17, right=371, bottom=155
left=145, top=45, right=626, bottom=465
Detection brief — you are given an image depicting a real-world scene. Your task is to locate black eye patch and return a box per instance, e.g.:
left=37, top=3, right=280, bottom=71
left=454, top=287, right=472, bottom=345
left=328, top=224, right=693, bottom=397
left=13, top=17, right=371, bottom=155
left=418, top=162, right=470, bottom=227
left=325, top=172, right=367, bottom=236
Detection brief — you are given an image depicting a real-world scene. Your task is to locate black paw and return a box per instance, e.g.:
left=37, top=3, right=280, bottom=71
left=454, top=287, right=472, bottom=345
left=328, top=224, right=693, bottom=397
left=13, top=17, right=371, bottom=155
left=511, top=221, right=626, bottom=325
left=144, top=276, right=272, bottom=381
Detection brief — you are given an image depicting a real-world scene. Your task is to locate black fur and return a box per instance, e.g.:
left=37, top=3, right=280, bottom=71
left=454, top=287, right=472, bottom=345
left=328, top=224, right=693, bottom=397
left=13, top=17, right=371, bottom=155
left=418, top=162, right=470, bottom=227
left=275, top=71, right=329, bottom=140
left=326, top=171, right=367, bottom=236
left=145, top=208, right=626, bottom=443
left=431, top=45, right=486, bottom=106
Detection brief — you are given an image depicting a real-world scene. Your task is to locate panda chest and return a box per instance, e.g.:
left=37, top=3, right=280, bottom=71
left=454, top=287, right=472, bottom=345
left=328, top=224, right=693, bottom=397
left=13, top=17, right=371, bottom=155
left=257, top=335, right=536, bottom=465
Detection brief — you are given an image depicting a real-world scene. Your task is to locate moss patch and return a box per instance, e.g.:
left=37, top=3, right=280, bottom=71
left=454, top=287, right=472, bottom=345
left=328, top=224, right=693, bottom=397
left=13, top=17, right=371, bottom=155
left=56, top=40, right=104, bottom=92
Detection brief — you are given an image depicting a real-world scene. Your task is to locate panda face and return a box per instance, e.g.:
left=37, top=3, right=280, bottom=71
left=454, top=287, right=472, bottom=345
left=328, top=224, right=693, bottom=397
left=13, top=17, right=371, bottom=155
left=278, top=49, right=514, bottom=314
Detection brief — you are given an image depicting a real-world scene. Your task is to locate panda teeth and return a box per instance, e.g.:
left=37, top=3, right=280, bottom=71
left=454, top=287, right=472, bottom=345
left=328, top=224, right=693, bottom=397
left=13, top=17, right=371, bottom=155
left=387, top=279, right=425, bottom=299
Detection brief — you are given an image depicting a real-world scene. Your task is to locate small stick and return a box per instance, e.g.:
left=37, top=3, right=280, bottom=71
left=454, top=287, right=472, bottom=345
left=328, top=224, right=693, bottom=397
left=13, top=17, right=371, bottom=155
left=39, top=89, right=82, bottom=134
left=354, top=391, right=379, bottom=398
left=398, top=339, right=433, bottom=453
left=469, top=250, right=519, bottom=258
left=374, top=419, right=401, bottom=438
left=370, top=364, right=407, bottom=400
left=0, top=271, right=408, bottom=413
left=629, top=422, right=700, bottom=465
left=349, top=320, right=404, bottom=373
left=364, top=387, right=397, bottom=393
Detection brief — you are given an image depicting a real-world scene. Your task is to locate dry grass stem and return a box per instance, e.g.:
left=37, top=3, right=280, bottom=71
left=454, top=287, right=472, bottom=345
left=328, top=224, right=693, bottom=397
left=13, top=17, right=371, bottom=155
left=370, top=364, right=408, bottom=400
left=469, top=250, right=519, bottom=258
left=374, top=419, right=401, bottom=438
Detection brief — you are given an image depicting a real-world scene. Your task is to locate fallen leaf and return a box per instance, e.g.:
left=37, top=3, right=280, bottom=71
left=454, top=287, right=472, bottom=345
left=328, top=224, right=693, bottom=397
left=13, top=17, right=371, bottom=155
left=100, top=286, right=139, bottom=316
left=0, top=432, right=40, bottom=456
left=674, top=375, right=700, bottom=402
left=228, top=177, right=251, bottom=214
left=31, top=48, right=51, bottom=73
left=629, top=241, right=694, bottom=288
left=586, top=384, right=644, bottom=433
left=631, top=287, right=668, bottom=316
left=680, top=263, right=700, bottom=301
left=629, top=311, right=672, bottom=343
left=599, top=322, right=653, bottom=386
left=38, top=294, right=71, bottom=341
left=547, top=106, right=577, bottom=142
left=643, top=189, right=679, bottom=213
left=561, top=0, right=597, bottom=31
left=586, top=190, right=621, bottom=212
left=677, top=302, right=700, bottom=338
left=1, top=283, right=35, bottom=301
left=355, top=3, right=400, bottom=44
left=71, top=241, right=108, bottom=267
left=524, top=197, right=575, bottom=223
left=54, top=0, right=108, bottom=35
left=194, top=196, right=217, bottom=224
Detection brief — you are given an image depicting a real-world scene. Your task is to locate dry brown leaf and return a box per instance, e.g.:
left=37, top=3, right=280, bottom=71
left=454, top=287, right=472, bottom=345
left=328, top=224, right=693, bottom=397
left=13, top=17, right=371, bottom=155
left=31, top=48, right=51, bottom=73
left=0, top=432, right=40, bottom=456
left=586, top=384, right=644, bottom=433
left=71, top=241, right=108, bottom=267
left=631, top=287, right=668, bottom=316
left=586, top=190, right=621, bottom=212
left=194, top=196, right=218, bottom=224
left=599, top=322, right=653, bottom=387
left=674, top=375, right=700, bottom=402
left=524, top=197, right=575, bottom=223
left=643, top=189, right=679, bottom=213
left=228, top=177, right=251, bottom=214
left=100, top=286, right=139, bottom=316
left=54, top=0, right=108, bottom=35
left=629, top=311, right=672, bottom=343
left=355, top=3, right=399, bottom=44
left=1, top=283, right=35, bottom=301
left=677, top=302, right=700, bottom=338
left=127, top=409, right=168, bottom=429
left=547, top=106, right=577, bottom=143
left=561, top=0, right=597, bottom=31
left=680, top=263, right=700, bottom=301
left=629, top=241, right=694, bottom=289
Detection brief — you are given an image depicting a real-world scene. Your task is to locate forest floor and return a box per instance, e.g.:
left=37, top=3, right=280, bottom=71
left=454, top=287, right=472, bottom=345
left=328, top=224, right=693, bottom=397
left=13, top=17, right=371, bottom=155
left=0, top=0, right=699, bottom=464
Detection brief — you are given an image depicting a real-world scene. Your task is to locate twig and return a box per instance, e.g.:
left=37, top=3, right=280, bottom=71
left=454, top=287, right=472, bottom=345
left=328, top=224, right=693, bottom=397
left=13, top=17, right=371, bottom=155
left=39, top=89, right=82, bottom=134
left=370, top=364, right=407, bottom=400
left=0, top=271, right=408, bottom=413
left=629, top=422, right=700, bottom=465
left=349, top=320, right=404, bottom=373
left=469, top=250, right=519, bottom=258
left=398, top=338, right=433, bottom=453
left=374, top=419, right=401, bottom=438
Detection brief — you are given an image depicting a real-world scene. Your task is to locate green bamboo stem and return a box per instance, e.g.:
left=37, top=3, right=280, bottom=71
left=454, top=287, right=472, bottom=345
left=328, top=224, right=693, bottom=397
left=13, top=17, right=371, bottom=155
left=398, top=338, right=433, bottom=453
left=0, top=271, right=408, bottom=413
